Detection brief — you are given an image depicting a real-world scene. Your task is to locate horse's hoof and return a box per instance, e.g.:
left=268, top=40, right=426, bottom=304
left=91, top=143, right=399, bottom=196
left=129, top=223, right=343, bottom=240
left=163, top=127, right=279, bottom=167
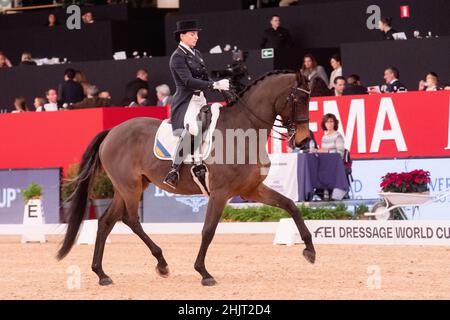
left=201, top=277, right=217, bottom=286
left=303, top=249, right=316, bottom=264
left=99, top=277, right=114, bottom=286
left=156, top=265, right=170, bottom=278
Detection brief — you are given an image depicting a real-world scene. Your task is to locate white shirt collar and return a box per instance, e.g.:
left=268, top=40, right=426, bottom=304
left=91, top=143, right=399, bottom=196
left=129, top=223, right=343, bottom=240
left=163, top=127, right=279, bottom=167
left=389, top=78, right=398, bottom=84
left=179, top=41, right=195, bottom=56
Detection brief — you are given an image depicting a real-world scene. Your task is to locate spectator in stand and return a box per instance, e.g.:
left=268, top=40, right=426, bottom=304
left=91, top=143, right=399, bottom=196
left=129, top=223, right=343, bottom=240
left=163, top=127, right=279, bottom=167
left=34, top=97, right=46, bottom=112
left=333, top=76, right=346, bottom=96
left=69, top=85, right=111, bottom=109
left=381, top=67, right=407, bottom=93
left=379, top=17, right=398, bottom=40
left=46, top=13, right=59, bottom=27
left=122, top=69, right=149, bottom=105
left=300, top=54, right=329, bottom=87
left=418, top=72, right=443, bottom=91
left=82, top=12, right=95, bottom=24
left=0, top=52, right=12, bottom=68
left=44, top=89, right=59, bottom=111
left=20, top=52, right=37, bottom=66
left=329, top=54, right=343, bottom=89
left=156, top=84, right=174, bottom=106
left=74, top=70, right=90, bottom=96
left=343, top=74, right=368, bottom=95
left=260, top=15, right=294, bottom=49
left=57, top=68, right=85, bottom=107
left=99, top=91, right=112, bottom=100
left=11, top=97, right=29, bottom=113
left=318, top=113, right=345, bottom=158
left=129, top=88, right=151, bottom=107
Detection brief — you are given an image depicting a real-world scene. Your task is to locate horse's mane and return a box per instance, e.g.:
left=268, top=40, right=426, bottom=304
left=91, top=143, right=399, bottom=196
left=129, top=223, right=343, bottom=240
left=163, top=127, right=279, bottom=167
left=227, top=69, right=297, bottom=107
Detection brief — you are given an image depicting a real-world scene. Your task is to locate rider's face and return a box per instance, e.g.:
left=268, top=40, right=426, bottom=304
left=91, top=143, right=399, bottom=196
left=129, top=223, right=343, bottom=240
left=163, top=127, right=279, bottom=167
left=180, top=31, right=198, bottom=48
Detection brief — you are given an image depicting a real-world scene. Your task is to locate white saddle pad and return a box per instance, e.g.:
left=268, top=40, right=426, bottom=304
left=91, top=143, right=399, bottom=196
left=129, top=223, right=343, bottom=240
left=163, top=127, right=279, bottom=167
left=153, top=103, right=221, bottom=163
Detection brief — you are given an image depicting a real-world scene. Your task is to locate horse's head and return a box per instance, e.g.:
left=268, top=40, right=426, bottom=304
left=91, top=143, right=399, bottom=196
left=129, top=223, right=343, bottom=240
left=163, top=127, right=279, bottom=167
left=275, top=72, right=311, bottom=148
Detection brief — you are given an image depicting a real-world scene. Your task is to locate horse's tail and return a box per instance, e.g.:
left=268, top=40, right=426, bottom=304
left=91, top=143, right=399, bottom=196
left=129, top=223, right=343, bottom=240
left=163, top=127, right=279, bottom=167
left=57, top=129, right=111, bottom=260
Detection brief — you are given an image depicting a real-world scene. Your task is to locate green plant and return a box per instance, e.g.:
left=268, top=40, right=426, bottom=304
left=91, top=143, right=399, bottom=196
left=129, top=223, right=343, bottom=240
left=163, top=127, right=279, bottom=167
left=221, top=203, right=352, bottom=222
left=61, top=163, right=80, bottom=202
left=22, top=183, right=43, bottom=202
left=91, top=170, right=114, bottom=199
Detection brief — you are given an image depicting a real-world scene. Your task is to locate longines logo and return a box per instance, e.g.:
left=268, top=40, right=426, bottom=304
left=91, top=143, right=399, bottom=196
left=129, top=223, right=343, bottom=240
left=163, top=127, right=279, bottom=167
left=175, top=197, right=208, bottom=213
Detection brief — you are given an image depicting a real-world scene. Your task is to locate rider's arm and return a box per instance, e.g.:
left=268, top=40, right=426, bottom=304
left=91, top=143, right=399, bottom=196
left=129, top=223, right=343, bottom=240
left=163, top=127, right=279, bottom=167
left=172, top=54, right=214, bottom=91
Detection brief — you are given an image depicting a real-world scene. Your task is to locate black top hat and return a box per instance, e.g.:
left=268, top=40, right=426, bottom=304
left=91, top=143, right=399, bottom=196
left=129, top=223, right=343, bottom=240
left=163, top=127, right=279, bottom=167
left=174, top=20, right=202, bottom=34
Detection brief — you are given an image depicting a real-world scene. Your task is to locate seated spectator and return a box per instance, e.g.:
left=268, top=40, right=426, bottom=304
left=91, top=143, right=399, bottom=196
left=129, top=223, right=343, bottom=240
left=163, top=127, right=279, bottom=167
left=44, top=89, right=59, bottom=111
left=82, top=12, right=95, bottom=24
left=0, top=51, right=12, bottom=68
left=98, top=91, right=112, bottom=100
left=378, top=17, right=397, bottom=40
left=329, top=54, right=343, bottom=89
left=318, top=113, right=345, bottom=158
left=69, top=85, right=111, bottom=109
left=34, top=97, right=46, bottom=112
left=300, top=54, right=329, bottom=87
left=343, top=74, right=368, bottom=95
left=156, top=84, right=173, bottom=106
left=333, top=76, right=346, bottom=96
left=418, top=72, right=443, bottom=91
left=58, top=68, right=85, bottom=107
left=20, top=52, right=37, bottom=66
left=381, top=67, right=407, bottom=93
left=46, top=13, right=59, bottom=27
left=122, top=69, right=149, bottom=105
left=11, top=97, right=29, bottom=113
left=260, top=15, right=294, bottom=49
left=129, top=88, right=151, bottom=107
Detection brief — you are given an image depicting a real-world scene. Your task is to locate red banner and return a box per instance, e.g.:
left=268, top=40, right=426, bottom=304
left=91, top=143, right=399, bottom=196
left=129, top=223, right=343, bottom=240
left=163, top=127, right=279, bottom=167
left=268, top=91, right=450, bottom=159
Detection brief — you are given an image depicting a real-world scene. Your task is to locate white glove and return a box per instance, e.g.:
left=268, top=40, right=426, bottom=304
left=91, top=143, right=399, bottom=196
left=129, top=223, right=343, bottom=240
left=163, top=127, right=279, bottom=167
left=213, top=79, right=230, bottom=91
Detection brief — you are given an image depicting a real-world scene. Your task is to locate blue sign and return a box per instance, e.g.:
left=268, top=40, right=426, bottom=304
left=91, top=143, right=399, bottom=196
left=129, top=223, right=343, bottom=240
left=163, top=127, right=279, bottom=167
left=143, top=185, right=208, bottom=222
left=0, top=168, right=61, bottom=224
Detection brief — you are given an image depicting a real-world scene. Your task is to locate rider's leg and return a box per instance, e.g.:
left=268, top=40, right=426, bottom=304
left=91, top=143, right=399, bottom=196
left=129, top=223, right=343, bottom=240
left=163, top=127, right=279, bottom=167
left=163, top=127, right=190, bottom=189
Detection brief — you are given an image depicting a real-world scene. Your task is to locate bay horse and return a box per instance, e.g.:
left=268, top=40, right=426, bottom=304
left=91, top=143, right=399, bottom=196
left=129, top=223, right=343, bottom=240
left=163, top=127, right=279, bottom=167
left=57, top=70, right=316, bottom=286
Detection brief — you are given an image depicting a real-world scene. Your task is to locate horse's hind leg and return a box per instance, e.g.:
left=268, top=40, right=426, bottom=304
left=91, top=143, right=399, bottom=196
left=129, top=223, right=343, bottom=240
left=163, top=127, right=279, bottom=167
left=91, top=194, right=124, bottom=285
left=244, top=183, right=316, bottom=263
left=121, top=177, right=169, bottom=277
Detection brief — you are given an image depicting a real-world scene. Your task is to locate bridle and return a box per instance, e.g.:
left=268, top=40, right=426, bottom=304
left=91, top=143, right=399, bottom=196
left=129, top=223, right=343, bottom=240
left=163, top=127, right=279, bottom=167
left=225, top=79, right=310, bottom=143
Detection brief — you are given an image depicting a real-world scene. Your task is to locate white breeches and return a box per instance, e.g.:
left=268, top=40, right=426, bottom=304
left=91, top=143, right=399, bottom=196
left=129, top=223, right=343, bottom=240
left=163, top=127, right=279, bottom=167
left=184, top=92, right=207, bottom=136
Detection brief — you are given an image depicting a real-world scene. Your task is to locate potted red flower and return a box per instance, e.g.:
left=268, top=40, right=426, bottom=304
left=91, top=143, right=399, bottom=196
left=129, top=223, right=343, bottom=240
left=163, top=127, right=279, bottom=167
left=379, top=169, right=431, bottom=205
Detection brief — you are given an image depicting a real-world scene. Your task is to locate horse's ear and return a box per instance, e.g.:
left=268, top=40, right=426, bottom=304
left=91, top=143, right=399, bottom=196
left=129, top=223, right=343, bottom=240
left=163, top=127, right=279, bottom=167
left=295, top=71, right=308, bottom=87
left=310, top=77, right=333, bottom=97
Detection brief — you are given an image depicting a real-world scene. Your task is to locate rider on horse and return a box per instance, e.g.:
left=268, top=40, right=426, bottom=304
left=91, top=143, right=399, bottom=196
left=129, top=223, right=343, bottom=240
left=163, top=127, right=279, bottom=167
left=163, top=20, right=230, bottom=189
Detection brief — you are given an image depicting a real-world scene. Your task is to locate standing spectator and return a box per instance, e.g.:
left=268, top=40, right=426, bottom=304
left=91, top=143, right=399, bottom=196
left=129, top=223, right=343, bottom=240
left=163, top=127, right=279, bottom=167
left=122, top=69, right=149, bottom=105
left=44, top=89, right=59, bottom=111
left=381, top=67, right=407, bottom=93
left=0, top=52, right=12, bottom=68
left=82, top=12, right=95, bottom=24
left=156, top=84, right=174, bottom=106
left=333, top=76, right=346, bottom=96
left=378, top=17, right=397, bottom=40
left=69, top=85, right=111, bottom=109
left=300, top=54, right=329, bottom=87
left=34, top=97, right=46, bottom=112
left=11, top=97, right=29, bottom=113
left=20, top=52, right=37, bottom=66
left=46, top=13, right=59, bottom=27
left=74, top=70, right=90, bottom=96
left=343, top=74, right=368, bottom=95
left=260, top=15, right=294, bottom=49
left=329, top=54, right=343, bottom=89
left=418, top=72, right=442, bottom=91
left=57, top=68, right=85, bottom=107
left=129, top=88, right=151, bottom=107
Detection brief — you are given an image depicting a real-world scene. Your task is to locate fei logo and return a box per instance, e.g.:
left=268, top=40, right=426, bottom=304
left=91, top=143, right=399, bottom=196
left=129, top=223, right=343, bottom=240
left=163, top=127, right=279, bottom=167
left=0, top=188, right=21, bottom=209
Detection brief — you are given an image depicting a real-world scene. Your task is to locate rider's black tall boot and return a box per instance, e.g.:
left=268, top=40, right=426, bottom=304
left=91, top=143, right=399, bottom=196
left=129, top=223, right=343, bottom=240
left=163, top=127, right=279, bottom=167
left=163, top=128, right=189, bottom=189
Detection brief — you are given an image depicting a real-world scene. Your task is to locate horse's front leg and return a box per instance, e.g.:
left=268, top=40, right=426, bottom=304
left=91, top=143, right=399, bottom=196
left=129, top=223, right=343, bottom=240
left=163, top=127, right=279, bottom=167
left=244, top=183, right=316, bottom=263
left=194, top=191, right=228, bottom=286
